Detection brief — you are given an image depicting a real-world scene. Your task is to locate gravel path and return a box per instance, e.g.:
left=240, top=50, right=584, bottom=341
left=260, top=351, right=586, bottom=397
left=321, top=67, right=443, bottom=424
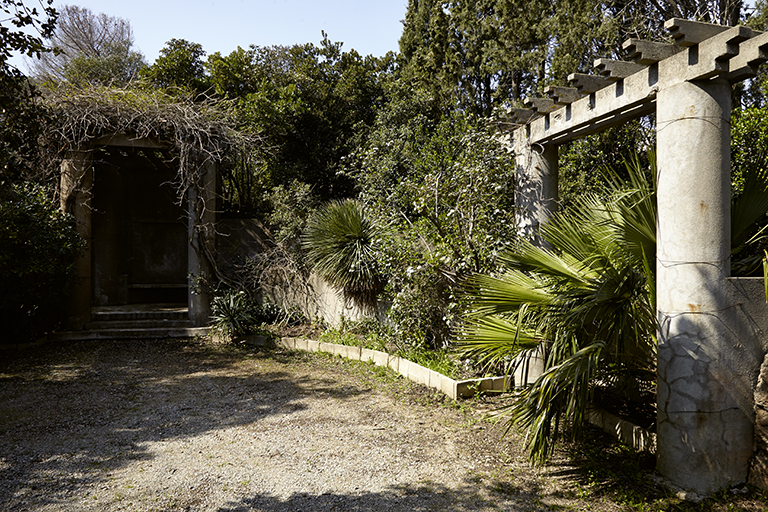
left=0, top=338, right=619, bottom=511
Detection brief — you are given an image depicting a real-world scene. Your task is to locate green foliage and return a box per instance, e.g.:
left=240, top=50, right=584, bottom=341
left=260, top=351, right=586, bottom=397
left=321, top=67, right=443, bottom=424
left=204, top=36, right=389, bottom=222
left=303, top=199, right=384, bottom=310
left=140, top=39, right=208, bottom=94
left=397, top=0, right=672, bottom=116
left=731, top=106, right=768, bottom=274
left=210, top=289, right=282, bottom=338
left=63, top=39, right=145, bottom=86
left=0, top=0, right=57, bottom=68
left=456, top=158, right=658, bottom=463
left=0, top=182, right=85, bottom=342
left=0, top=0, right=57, bottom=186
left=558, top=119, right=654, bottom=210
left=265, top=180, right=319, bottom=243
left=350, top=95, right=515, bottom=348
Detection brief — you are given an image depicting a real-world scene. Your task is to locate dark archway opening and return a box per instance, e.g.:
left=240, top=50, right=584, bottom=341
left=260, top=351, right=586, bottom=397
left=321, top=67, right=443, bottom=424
left=91, top=146, right=188, bottom=305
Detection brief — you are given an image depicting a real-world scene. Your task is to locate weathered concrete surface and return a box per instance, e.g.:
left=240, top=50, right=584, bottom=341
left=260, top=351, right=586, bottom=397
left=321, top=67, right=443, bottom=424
left=188, top=159, right=217, bottom=326
left=656, top=78, right=752, bottom=493
left=60, top=150, right=94, bottom=329
left=751, top=355, right=768, bottom=489
left=513, top=136, right=558, bottom=243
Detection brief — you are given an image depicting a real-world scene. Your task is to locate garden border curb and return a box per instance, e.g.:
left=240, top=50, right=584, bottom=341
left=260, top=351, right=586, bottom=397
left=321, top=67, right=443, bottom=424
left=277, top=336, right=657, bottom=453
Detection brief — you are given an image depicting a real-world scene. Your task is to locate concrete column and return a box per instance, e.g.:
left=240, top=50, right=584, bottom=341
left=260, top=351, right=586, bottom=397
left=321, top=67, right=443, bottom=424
left=656, top=78, right=752, bottom=493
left=60, top=149, right=93, bottom=329
left=513, top=128, right=558, bottom=244
left=188, top=160, right=217, bottom=326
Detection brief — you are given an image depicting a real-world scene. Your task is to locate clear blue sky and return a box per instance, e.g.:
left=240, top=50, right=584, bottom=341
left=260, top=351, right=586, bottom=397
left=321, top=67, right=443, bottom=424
left=16, top=0, right=408, bottom=70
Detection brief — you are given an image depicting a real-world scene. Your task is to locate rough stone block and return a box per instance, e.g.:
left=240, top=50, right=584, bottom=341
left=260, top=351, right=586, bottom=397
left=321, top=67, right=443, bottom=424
left=455, top=379, right=483, bottom=398
left=334, top=344, right=362, bottom=360
left=305, top=339, right=320, bottom=353
left=317, top=341, right=334, bottom=353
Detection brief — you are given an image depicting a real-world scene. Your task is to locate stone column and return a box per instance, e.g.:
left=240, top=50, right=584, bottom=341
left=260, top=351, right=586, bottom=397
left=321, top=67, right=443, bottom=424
left=656, top=78, right=752, bottom=493
left=188, top=160, right=217, bottom=326
left=513, top=128, right=558, bottom=244
left=60, top=149, right=93, bottom=329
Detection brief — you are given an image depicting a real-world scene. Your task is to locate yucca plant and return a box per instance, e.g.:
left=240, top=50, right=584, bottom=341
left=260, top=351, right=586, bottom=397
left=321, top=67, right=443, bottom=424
left=210, top=289, right=257, bottom=338
left=302, top=199, right=384, bottom=311
left=455, top=157, right=658, bottom=463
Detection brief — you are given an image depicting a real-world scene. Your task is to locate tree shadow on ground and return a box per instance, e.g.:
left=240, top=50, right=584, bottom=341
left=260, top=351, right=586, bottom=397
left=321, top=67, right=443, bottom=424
left=547, top=426, right=768, bottom=511
left=0, top=338, right=369, bottom=509
left=218, top=480, right=545, bottom=512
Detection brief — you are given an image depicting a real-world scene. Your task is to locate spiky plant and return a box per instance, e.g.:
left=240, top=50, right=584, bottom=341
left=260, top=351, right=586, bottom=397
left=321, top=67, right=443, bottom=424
left=302, top=199, right=384, bottom=311
left=455, top=157, right=658, bottom=463
left=456, top=153, right=768, bottom=463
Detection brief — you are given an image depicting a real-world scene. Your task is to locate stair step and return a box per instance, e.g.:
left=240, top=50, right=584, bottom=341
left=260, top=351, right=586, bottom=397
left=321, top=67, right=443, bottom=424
left=49, top=327, right=210, bottom=342
left=91, top=304, right=188, bottom=322
left=86, top=319, right=193, bottom=330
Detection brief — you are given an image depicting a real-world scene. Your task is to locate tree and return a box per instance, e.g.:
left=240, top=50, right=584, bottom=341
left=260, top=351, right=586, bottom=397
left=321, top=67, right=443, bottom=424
left=348, top=90, right=516, bottom=348
left=0, top=183, right=85, bottom=343
left=456, top=159, right=658, bottom=463
left=398, top=0, right=748, bottom=117
left=205, top=36, right=389, bottom=220
left=303, top=199, right=385, bottom=311
left=28, top=4, right=145, bottom=85
left=0, top=0, right=57, bottom=185
left=141, top=38, right=209, bottom=94
left=456, top=152, right=768, bottom=463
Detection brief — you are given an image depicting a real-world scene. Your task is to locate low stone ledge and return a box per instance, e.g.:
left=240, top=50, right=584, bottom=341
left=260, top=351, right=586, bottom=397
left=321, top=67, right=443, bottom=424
left=280, top=337, right=501, bottom=400
left=274, top=336, right=657, bottom=454
left=587, top=407, right=657, bottom=454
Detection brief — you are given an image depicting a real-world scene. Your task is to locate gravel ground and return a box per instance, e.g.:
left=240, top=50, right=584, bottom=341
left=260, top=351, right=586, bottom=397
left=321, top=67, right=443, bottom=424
left=1, top=337, right=763, bottom=512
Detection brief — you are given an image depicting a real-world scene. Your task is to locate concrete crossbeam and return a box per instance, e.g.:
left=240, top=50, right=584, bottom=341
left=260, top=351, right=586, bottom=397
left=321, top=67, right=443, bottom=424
left=724, top=29, right=768, bottom=82
left=665, top=18, right=730, bottom=46
left=544, top=86, right=583, bottom=105
left=623, top=39, right=680, bottom=64
left=594, top=58, right=646, bottom=80
left=568, top=73, right=611, bottom=94
left=523, top=97, right=558, bottom=114
left=505, top=107, right=537, bottom=125
left=515, top=25, right=751, bottom=146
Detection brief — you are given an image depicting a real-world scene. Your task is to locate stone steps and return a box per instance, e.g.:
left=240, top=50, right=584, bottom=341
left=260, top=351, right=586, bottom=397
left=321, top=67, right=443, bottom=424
left=50, top=327, right=210, bottom=342
left=49, top=304, right=209, bottom=341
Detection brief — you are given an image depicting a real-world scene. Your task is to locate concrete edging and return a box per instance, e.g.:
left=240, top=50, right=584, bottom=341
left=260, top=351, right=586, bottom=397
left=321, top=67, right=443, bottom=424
left=277, top=337, right=508, bottom=400
left=277, top=336, right=657, bottom=453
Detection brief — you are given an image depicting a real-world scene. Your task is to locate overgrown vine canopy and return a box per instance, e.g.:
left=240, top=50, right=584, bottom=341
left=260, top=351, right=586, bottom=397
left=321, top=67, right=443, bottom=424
left=42, top=84, right=263, bottom=198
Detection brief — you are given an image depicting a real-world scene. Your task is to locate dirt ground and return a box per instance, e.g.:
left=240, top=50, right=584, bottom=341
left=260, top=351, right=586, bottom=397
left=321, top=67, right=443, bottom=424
left=0, top=338, right=766, bottom=511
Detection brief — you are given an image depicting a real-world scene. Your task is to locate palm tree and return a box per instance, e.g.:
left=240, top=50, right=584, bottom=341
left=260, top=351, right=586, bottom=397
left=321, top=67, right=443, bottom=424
left=455, top=157, right=658, bottom=463
left=457, top=152, right=768, bottom=463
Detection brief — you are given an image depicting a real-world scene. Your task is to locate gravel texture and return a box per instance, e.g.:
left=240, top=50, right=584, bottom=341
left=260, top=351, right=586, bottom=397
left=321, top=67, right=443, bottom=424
left=0, top=338, right=624, bottom=511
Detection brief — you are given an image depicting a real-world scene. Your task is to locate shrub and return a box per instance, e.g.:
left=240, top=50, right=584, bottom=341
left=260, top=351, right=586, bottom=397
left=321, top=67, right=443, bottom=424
left=0, top=182, right=85, bottom=343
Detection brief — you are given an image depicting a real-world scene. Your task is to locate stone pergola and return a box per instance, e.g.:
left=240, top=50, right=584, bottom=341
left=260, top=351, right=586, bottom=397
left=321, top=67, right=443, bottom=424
left=60, top=134, right=217, bottom=328
left=505, top=19, right=768, bottom=494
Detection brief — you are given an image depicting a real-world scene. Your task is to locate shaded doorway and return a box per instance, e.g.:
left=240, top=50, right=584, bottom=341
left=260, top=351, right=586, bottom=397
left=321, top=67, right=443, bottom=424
left=91, top=146, right=188, bottom=305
